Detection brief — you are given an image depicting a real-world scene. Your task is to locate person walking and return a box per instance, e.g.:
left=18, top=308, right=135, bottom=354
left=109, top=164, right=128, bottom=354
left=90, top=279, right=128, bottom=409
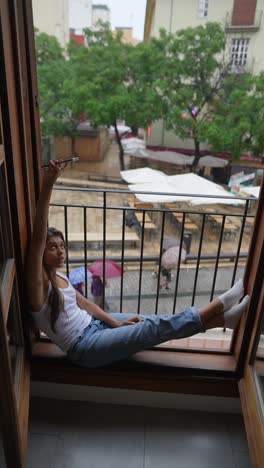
left=159, top=267, right=172, bottom=289
left=91, top=274, right=110, bottom=311
left=26, top=161, right=249, bottom=368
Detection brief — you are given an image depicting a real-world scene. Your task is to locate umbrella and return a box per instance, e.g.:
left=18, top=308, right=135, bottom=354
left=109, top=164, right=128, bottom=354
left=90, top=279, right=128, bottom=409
left=69, top=266, right=92, bottom=285
left=88, top=260, right=124, bottom=278
left=162, top=236, right=186, bottom=252
left=161, top=246, right=186, bottom=270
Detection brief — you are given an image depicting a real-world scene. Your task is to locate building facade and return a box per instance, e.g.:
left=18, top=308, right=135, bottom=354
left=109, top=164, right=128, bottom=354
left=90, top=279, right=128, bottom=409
left=114, top=27, right=141, bottom=45
left=92, top=4, right=110, bottom=29
left=32, top=0, right=70, bottom=48
left=69, top=0, right=92, bottom=32
left=144, top=0, right=264, bottom=148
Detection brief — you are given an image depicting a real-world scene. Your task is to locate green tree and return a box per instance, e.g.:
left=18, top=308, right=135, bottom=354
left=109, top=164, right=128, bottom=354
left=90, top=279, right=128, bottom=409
left=65, top=24, right=164, bottom=170
left=205, top=72, right=254, bottom=159
left=35, top=30, right=64, bottom=65
left=155, top=22, right=233, bottom=168
left=124, top=38, right=167, bottom=136
left=36, top=30, right=85, bottom=155
left=244, top=72, right=264, bottom=158
left=205, top=72, right=264, bottom=163
left=35, top=31, right=68, bottom=138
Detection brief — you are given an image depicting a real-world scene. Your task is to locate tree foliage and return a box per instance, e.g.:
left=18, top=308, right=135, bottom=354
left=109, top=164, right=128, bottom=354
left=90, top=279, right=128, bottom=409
left=35, top=30, right=64, bottom=65
left=35, top=31, right=68, bottom=137
left=244, top=72, right=264, bottom=157
left=153, top=22, right=231, bottom=167
left=35, top=30, right=87, bottom=153
left=65, top=24, right=164, bottom=169
left=35, top=23, right=263, bottom=171
left=205, top=73, right=254, bottom=159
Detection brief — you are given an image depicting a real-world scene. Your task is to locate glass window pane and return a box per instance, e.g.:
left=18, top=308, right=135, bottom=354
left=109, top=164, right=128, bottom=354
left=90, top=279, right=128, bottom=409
left=252, top=272, right=264, bottom=407
left=230, top=38, right=250, bottom=67
left=0, top=165, right=12, bottom=273
left=7, top=283, right=23, bottom=379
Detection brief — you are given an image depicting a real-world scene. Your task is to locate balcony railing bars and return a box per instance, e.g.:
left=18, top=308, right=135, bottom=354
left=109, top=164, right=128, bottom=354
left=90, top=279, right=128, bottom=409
left=50, top=185, right=254, bottom=317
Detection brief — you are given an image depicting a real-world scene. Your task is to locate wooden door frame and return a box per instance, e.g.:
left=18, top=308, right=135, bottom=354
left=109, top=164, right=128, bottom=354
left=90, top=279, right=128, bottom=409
left=0, top=0, right=41, bottom=466
left=235, top=174, right=264, bottom=465
left=239, top=366, right=264, bottom=467
left=233, top=176, right=264, bottom=373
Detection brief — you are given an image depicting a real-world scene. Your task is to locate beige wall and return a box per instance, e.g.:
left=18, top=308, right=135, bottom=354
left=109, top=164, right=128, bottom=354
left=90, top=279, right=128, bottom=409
left=32, top=0, right=69, bottom=48
left=114, top=28, right=141, bottom=45
left=150, top=0, right=232, bottom=35
left=150, top=0, right=264, bottom=73
left=54, top=129, right=110, bottom=162
left=69, top=0, right=92, bottom=31
left=146, top=0, right=264, bottom=148
left=147, top=120, right=208, bottom=150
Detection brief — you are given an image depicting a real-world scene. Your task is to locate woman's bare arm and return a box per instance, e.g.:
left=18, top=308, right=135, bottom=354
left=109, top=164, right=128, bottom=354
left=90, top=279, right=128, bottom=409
left=76, top=291, right=143, bottom=327
left=26, top=161, right=65, bottom=308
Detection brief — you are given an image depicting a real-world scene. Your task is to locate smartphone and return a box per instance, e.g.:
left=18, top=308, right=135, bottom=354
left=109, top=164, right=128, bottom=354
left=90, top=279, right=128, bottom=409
left=41, top=156, right=79, bottom=168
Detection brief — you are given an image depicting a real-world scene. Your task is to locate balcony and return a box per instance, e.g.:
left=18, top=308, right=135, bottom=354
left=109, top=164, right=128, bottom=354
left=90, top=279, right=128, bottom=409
left=225, top=10, right=263, bottom=32
left=45, top=184, right=259, bottom=355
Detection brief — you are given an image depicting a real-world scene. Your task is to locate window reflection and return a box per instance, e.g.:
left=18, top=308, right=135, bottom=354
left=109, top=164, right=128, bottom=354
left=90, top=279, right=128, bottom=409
left=255, top=311, right=264, bottom=400
left=0, top=244, right=4, bottom=274
left=0, top=165, right=12, bottom=272
left=7, top=285, right=23, bottom=379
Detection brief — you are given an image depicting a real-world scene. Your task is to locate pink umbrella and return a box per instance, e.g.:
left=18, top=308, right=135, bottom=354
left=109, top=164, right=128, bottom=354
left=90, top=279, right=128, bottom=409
left=88, top=260, right=124, bottom=278
left=161, top=246, right=186, bottom=270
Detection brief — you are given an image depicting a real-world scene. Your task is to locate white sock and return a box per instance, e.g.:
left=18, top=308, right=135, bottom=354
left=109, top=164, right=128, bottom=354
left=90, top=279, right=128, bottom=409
left=224, top=295, right=249, bottom=329
left=218, top=279, right=244, bottom=311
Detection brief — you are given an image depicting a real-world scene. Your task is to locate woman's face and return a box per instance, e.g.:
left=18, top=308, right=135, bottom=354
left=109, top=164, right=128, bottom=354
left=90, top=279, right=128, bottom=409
left=43, top=236, right=66, bottom=269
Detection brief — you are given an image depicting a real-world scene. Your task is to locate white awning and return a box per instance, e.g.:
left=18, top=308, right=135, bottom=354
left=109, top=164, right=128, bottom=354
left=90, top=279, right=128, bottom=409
left=121, top=167, right=167, bottom=184
left=122, top=169, right=245, bottom=206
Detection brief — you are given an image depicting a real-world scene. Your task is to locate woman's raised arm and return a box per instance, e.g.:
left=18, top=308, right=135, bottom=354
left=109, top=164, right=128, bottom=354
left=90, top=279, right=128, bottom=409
left=26, top=161, right=66, bottom=307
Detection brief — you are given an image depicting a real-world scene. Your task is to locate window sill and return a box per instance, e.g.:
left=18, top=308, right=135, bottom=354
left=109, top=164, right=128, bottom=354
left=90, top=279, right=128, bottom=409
left=30, top=341, right=239, bottom=398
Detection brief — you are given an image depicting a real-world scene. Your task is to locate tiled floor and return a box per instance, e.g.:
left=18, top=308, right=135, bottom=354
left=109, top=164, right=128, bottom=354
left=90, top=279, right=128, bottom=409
left=22, top=397, right=252, bottom=468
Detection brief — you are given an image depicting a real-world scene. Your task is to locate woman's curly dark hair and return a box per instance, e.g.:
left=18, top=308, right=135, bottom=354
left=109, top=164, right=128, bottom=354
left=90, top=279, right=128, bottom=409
left=44, top=227, right=65, bottom=333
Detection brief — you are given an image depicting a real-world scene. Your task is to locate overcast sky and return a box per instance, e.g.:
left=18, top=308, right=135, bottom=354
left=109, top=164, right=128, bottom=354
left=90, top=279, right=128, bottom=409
left=69, top=0, right=147, bottom=40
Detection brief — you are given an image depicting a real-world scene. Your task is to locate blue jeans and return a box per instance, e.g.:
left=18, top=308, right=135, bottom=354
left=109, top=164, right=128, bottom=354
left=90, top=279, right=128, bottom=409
left=67, top=308, right=203, bottom=368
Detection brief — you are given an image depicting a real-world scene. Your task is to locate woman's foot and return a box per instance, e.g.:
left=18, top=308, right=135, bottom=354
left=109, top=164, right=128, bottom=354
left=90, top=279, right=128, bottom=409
left=224, top=295, right=249, bottom=329
left=200, top=294, right=249, bottom=331
left=218, top=279, right=244, bottom=311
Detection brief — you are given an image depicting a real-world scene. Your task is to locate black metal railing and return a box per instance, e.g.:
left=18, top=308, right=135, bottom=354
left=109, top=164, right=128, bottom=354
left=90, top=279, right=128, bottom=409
left=49, top=185, right=255, bottom=317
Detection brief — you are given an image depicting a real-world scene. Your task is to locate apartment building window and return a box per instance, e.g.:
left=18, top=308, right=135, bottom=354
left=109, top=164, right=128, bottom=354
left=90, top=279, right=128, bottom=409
left=231, top=38, right=250, bottom=67
left=197, top=0, right=208, bottom=18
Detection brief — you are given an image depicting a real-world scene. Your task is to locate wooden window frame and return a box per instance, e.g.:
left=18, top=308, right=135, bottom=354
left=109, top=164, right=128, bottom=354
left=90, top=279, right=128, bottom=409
left=239, top=366, right=264, bottom=467
left=30, top=179, right=264, bottom=389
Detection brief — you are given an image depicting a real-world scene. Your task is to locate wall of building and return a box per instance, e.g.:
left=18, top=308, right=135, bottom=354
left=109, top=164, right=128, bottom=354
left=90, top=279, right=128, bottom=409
left=31, top=382, right=242, bottom=413
left=114, top=27, right=141, bottom=45
left=148, top=120, right=208, bottom=150
left=150, top=0, right=264, bottom=73
left=150, top=0, right=230, bottom=35
left=32, top=0, right=69, bottom=48
left=69, top=0, right=92, bottom=31
left=54, top=129, right=110, bottom=162
left=92, top=5, right=110, bottom=29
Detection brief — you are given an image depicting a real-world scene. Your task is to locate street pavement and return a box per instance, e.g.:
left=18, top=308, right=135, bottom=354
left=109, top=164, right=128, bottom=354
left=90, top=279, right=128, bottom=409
left=75, top=264, right=245, bottom=316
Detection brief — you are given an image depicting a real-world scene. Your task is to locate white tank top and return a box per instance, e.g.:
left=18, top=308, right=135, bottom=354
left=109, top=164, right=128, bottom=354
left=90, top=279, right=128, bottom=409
left=30, top=271, right=92, bottom=352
